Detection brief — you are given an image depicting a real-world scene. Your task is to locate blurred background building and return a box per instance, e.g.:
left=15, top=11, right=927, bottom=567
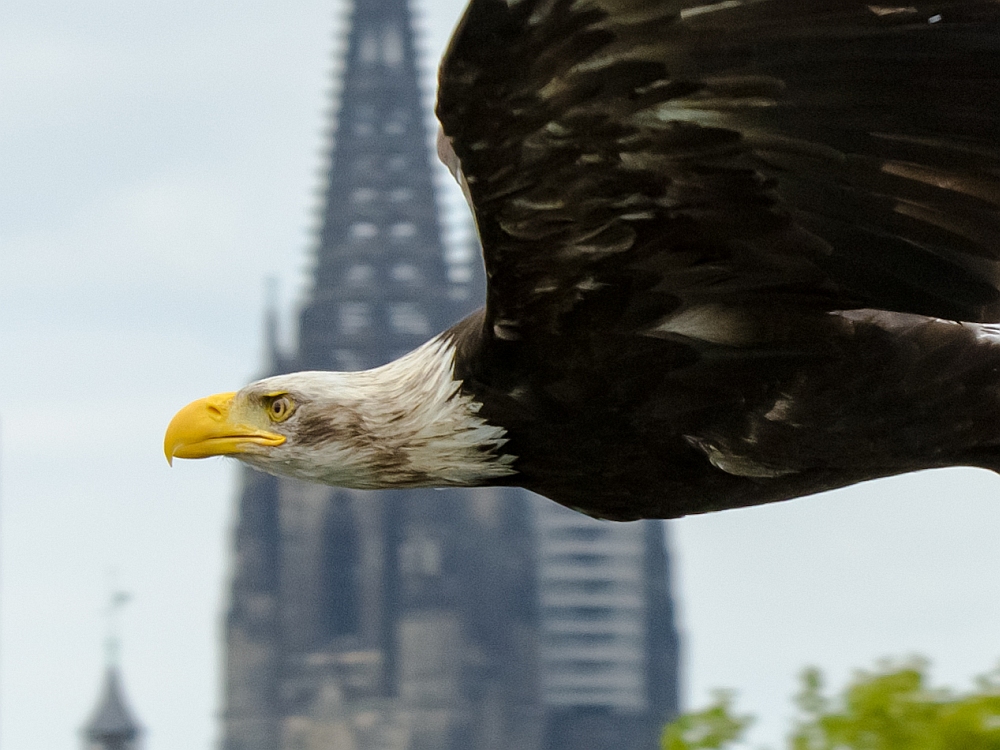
left=82, top=665, right=143, bottom=750
left=82, top=600, right=144, bottom=750
left=219, top=1, right=680, bottom=748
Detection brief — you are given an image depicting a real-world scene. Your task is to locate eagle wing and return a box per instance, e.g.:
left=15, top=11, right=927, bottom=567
left=436, top=0, right=1000, bottom=344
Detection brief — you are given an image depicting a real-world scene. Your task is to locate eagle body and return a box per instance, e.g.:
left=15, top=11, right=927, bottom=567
left=166, top=0, right=1000, bottom=520
left=442, top=308, right=1000, bottom=519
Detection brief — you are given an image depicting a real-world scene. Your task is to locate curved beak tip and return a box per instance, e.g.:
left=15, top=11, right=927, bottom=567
left=164, top=392, right=239, bottom=464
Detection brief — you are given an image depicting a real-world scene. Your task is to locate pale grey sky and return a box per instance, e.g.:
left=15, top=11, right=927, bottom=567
left=2, top=2, right=999, bottom=749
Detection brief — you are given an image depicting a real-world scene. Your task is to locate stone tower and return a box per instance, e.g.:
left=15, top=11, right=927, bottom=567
left=220, top=1, right=538, bottom=749
left=220, top=1, right=680, bottom=749
left=535, top=504, right=680, bottom=750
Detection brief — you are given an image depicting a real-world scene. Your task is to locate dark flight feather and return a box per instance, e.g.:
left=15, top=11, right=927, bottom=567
left=434, top=0, right=1000, bottom=519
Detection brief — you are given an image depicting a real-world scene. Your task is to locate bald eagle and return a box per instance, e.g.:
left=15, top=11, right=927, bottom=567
left=166, top=0, right=1000, bottom=521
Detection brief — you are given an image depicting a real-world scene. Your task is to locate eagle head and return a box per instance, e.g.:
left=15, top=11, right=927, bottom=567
left=163, top=372, right=386, bottom=486
left=164, top=340, right=518, bottom=489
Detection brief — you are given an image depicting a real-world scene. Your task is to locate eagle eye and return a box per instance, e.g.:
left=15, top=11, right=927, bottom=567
left=265, top=394, right=295, bottom=422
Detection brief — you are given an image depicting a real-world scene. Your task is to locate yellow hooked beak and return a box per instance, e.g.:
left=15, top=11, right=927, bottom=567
left=164, top=392, right=286, bottom=465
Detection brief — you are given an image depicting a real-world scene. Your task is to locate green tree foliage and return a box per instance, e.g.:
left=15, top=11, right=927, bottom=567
left=662, top=658, right=1000, bottom=750
left=661, top=690, right=753, bottom=750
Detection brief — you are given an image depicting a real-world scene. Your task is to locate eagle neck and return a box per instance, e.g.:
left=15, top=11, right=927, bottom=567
left=296, top=335, right=517, bottom=489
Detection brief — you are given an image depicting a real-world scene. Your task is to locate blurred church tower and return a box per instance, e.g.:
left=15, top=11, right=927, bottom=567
left=82, top=594, right=143, bottom=750
left=219, top=1, right=679, bottom=749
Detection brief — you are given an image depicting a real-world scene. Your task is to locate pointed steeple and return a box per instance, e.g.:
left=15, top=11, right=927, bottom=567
left=298, top=0, right=481, bottom=372
left=82, top=667, right=143, bottom=750
left=82, top=590, right=142, bottom=749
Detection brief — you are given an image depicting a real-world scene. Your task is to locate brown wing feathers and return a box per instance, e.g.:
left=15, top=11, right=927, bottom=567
left=438, top=0, right=1000, bottom=333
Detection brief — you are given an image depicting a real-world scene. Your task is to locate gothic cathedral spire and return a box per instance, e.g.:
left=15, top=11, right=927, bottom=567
left=298, top=0, right=481, bottom=373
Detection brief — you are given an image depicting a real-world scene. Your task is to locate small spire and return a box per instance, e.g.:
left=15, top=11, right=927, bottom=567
left=83, top=667, right=143, bottom=746
left=84, top=587, right=143, bottom=748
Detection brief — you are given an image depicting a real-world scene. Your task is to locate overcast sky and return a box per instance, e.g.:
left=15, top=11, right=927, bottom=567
left=3, top=2, right=1000, bottom=749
